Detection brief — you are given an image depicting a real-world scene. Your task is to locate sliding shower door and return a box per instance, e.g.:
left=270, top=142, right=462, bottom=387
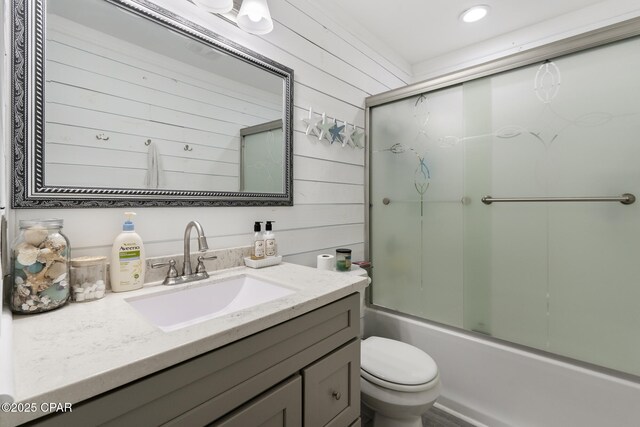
left=368, top=34, right=640, bottom=376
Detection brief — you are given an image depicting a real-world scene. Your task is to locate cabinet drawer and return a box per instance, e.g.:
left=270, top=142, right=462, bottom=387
left=209, top=375, right=302, bottom=427
left=303, top=340, right=360, bottom=427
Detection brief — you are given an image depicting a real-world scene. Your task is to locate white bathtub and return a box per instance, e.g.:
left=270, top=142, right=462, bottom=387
left=364, top=307, right=640, bottom=427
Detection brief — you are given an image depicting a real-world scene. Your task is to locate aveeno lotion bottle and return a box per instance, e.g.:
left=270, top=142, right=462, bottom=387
left=110, top=212, right=146, bottom=292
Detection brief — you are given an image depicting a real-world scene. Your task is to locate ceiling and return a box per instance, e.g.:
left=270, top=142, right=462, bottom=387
left=314, top=0, right=606, bottom=65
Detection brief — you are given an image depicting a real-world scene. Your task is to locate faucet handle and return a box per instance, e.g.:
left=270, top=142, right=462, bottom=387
left=151, top=259, right=179, bottom=279
left=196, top=254, right=217, bottom=274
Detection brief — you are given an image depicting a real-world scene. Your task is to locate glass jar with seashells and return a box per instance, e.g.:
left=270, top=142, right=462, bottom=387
left=10, top=219, right=70, bottom=313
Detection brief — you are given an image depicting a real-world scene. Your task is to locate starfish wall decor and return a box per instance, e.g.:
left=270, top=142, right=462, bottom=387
left=299, top=107, right=365, bottom=149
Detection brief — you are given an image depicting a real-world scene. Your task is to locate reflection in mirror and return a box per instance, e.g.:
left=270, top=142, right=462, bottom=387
left=46, top=0, right=283, bottom=192
left=12, top=0, right=293, bottom=207
left=240, top=120, right=284, bottom=193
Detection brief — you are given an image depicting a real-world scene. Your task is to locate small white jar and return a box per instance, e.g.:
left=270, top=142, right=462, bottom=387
left=70, top=256, right=107, bottom=302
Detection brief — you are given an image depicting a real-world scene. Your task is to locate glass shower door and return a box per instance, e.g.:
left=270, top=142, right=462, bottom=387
left=368, top=34, right=640, bottom=376
left=370, top=86, right=465, bottom=328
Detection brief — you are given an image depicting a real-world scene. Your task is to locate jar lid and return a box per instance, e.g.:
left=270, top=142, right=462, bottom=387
left=70, top=256, right=107, bottom=267
left=336, top=248, right=352, bottom=254
left=19, top=218, right=63, bottom=229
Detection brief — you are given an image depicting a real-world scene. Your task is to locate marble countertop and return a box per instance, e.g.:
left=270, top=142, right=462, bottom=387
left=4, top=263, right=367, bottom=426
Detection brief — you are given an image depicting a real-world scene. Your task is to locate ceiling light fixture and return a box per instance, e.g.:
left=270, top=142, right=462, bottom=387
left=192, top=0, right=234, bottom=14
left=460, top=5, right=490, bottom=23
left=192, top=0, right=274, bottom=35
left=237, top=0, right=274, bottom=35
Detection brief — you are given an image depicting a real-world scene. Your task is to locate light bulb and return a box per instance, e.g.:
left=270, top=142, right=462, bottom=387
left=460, top=5, right=490, bottom=23
left=237, top=0, right=273, bottom=34
left=248, top=10, right=262, bottom=22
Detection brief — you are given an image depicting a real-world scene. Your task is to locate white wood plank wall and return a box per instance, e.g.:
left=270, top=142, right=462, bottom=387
left=12, top=0, right=412, bottom=267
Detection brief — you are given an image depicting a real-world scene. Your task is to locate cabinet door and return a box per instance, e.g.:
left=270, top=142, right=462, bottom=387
left=210, top=375, right=302, bottom=427
left=303, top=340, right=360, bottom=427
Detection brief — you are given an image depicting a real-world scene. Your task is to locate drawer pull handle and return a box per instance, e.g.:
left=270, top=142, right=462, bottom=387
left=332, top=390, right=342, bottom=400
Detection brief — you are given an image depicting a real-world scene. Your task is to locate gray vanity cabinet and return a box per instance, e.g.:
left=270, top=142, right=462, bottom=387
left=303, top=340, right=360, bottom=427
left=30, top=293, right=360, bottom=427
left=211, top=375, right=302, bottom=427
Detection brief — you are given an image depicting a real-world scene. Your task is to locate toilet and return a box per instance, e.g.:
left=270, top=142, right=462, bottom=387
left=360, top=336, right=441, bottom=427
left=346, top=265, right=441, bottom=427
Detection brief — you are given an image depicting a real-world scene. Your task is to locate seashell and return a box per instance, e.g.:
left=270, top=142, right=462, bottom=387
left=17, top=246, right=39, bottom=266
left=44, top=234, right=67, bottom=252
left=40, top=296, right=51, bottom=305
left=23, top=226, right=49, bottom=246
left=75, top=293, right=86, bottom=302
left=14, top=269, right=27, bottom=280
left=21, top=303, right=29, bottom=311
left=36, top=248, right=66, bottom=265
left=15, top=276, right=24, bottom=286
left=46, top=262, right=67, bottom=280
left=53, top=273, right=67, bottom=284
left=26, top=299, right=34, bottom=306
left=14, top=242, right=35, bottom=256
left=30, top=280, right=50, bottom=294
left=17, top=283, right=30, bottom=298
left=29, top=305, right=38, bottom=312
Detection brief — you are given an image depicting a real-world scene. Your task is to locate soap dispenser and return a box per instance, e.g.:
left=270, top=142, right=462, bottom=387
left=264, top=221, right=277, bottom=257
left=110, top=212, right=146, bottom=292
left=251, top=221, right=265, bottom=260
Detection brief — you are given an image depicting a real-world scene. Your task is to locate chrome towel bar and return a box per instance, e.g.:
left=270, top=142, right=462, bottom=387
left=481, top=193, right=636, bottom=205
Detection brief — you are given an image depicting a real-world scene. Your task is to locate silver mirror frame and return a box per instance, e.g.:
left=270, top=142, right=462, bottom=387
left=11, top=0, right=294, bottom=208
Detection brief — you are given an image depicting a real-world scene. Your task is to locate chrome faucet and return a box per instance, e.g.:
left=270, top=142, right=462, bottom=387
left=151, top=220, right=217, bottom=285
left=183, top=220, right=209, bottom=276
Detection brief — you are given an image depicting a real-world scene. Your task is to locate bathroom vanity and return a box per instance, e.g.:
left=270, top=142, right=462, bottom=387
left=5, top=263, right=367, bottom=427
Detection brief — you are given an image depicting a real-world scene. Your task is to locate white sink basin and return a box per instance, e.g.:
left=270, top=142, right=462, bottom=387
left=125, top=275, right=296, bottom=332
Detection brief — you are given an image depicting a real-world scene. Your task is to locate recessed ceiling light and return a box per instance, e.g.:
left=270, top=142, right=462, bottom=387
left=460, top=5, right=490, bottom=23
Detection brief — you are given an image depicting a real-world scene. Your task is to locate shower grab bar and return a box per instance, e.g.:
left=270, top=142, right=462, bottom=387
left=481, top=193, right=635, bottom=205
left=382, top=197, right=470, bottom=205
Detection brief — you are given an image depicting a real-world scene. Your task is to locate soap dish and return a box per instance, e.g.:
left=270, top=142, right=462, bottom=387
left=244, top=256, right=282, bottom=269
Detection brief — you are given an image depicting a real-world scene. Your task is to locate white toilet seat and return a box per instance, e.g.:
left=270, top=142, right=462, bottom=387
left=360, top=336, right=438, bottom=389
left=361, top=368, right=440, bottom=392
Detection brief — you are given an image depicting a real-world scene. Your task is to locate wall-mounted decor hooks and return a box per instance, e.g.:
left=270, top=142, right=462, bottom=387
left=144, top=139, right=152, bottom=146
left=300, top=107, right=364, bottom=149
left=184, top=144, right=193, bottom=152
left=96, top=133, right=110, bottom=141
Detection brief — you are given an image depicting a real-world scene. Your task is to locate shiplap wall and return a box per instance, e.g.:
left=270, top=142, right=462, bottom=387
left=10, top=0, right=411, bottom=267
left=46, top=14, right=282, bottom=191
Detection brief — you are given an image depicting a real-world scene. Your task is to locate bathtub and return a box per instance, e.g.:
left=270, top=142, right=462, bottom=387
left=364, top=307, right=640, bottom=427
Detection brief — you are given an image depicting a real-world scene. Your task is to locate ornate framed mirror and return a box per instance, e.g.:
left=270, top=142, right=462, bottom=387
left=12, top=0, right=293, bottom=207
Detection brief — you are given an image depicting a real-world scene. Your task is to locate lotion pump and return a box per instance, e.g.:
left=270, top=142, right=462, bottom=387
left=264, top=221, right=277, bottom=257
left=110, top=212, right=146, bottom=292
left=251, top=221, right=265, bottom=260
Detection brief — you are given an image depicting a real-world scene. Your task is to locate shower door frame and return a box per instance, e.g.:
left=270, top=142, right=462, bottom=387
left=363, top=16, right=640, bottom=379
